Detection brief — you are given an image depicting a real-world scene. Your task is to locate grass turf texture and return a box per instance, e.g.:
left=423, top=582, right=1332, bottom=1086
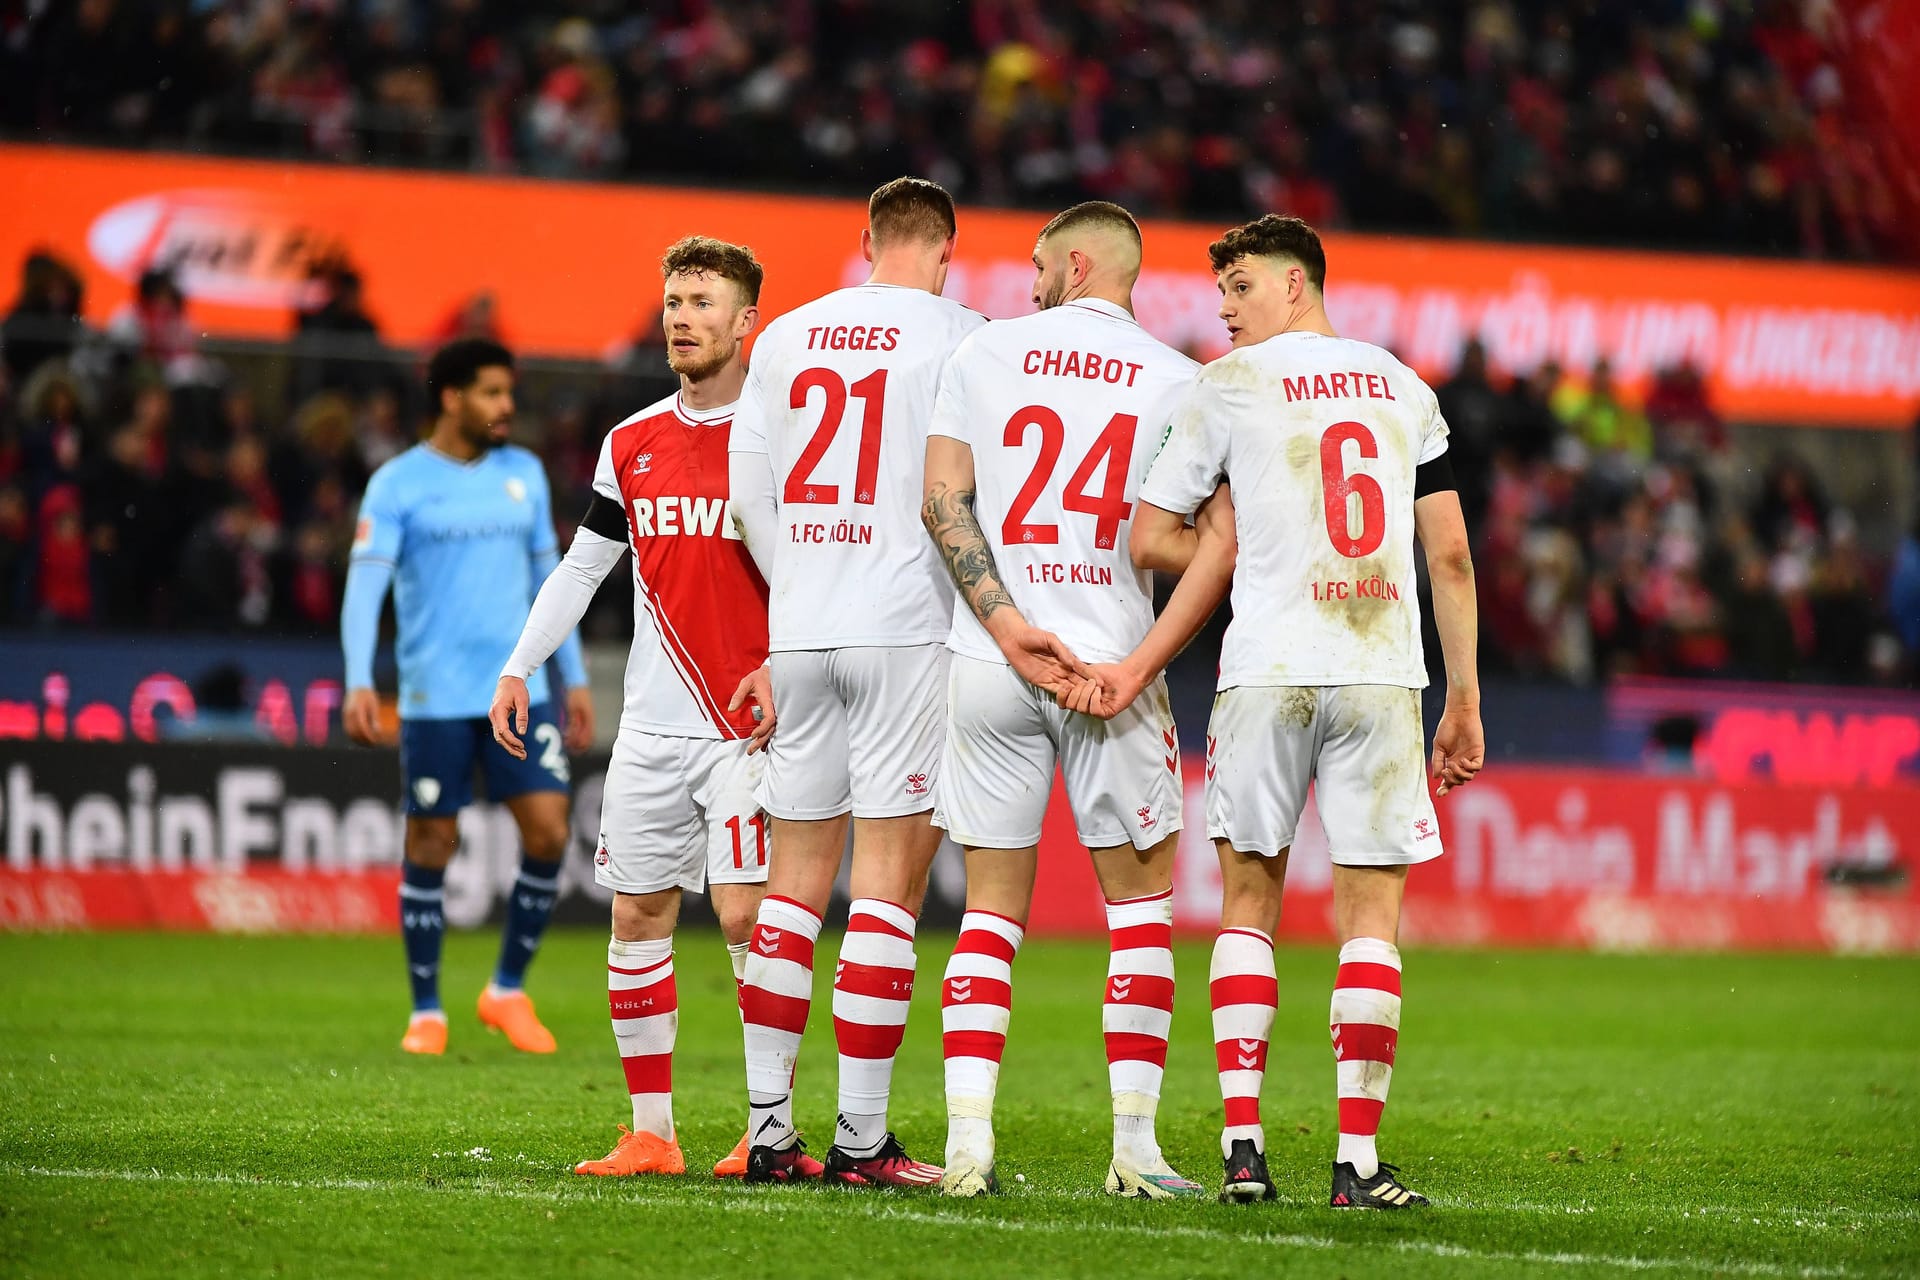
left=1, top=931, right=1915, bottom=1278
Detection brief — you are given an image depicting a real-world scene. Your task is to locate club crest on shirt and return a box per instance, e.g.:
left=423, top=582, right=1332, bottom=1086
left=504, top=477, right=528, bottom=502
left=595, top=835, right=610, bottom=867
left=352, top=516, right=374, bottom=549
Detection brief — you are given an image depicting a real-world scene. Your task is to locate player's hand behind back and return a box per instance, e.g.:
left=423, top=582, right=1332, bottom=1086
left=343, top=688, right=386, bottom=746
left=1430, top=703, right=1485, bottom=796
left=490, top=676, right=531, bottom=761
left=1059, top=660, right=1149, bottom=720
left=1000, top=623, right=1091, bottom=698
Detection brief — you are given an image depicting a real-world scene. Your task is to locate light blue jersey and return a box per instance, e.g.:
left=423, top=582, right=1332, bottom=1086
left=342, top=442, right=587, bottom=720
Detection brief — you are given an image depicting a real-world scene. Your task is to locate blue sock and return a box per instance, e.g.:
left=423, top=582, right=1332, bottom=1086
left=400, top=861, right=447, bottom=1014
left=492, top=854, right=561, bottom=991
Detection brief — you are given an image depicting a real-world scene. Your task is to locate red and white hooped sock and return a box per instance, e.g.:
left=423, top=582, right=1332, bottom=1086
left=608, top=936, right=677, bottom=1139
left=942, top=910, right=1024, bottom=1158
left=1211, top=926, right=1277, bottom=1157
left=1331, top=936, right=1402, bottom=1180
left=1103, top=889, right=1176, bottom=1160
left=740, top=895, right=821, bottom=1150
left=832, top=897, right=918, bottom=1156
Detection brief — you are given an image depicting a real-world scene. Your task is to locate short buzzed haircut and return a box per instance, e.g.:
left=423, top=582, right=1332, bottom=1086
left=427, top=338, right=514, bottom=405
left=661, top=235, right=764, bottom=304
left=1037, top=200, right=1142, bottom=249
left=867, top=177, right=958, bottom=247
left=1208, top=214, right=1327, bottom=290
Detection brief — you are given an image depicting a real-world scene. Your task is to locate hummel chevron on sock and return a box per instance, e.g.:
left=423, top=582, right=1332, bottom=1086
left=608, top=936, right=677, bottom=1139
left=942, top=910, right=1023, bottom=1161
left=833, top=898, right=918, bottom=1157
left=740, top=895, right=821, bottom=1151
left=1331, top=937, right=1403, bottom=1180
left=492, top=853, right=560, bottom=991
left=399, top=860, right=446, bottom=1014
left=1103, top=890, right=1175, bottom=1163
left=1211, top=927, right=1278, bottom=1158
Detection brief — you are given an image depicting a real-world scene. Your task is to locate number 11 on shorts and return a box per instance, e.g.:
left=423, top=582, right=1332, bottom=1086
left=725, top=812, right=769, bottom=869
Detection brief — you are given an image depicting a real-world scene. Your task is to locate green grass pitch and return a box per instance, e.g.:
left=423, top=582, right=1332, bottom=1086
left=2, top=930, right=1916, bottom=1278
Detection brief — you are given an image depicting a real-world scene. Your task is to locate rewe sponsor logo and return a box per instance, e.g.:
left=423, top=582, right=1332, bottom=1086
left=88, top=190, right=347, bottom=309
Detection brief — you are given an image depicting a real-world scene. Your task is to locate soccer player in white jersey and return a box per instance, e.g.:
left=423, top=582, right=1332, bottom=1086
left=922, top=200, right=1211, bottom=1200
left=488, top=237, right=803, bottom=1181
left=1086, top=214, right=1485, bottom=1209
left=726, top=178, right=988, bottom=1186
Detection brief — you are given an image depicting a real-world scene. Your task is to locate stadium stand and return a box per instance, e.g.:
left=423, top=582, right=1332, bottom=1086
left=0, top=0, right=1901, bottom=259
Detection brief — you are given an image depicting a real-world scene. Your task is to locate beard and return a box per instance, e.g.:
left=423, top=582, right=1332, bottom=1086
left=1036, top=276, right=1068, bottom=311
left=464, top=414, right=509, bottom=451
left=667, top=339, right=734, bottom=382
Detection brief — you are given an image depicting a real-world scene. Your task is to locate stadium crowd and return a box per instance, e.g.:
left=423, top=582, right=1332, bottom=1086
left=1, top=248, right=1914, bottom=687
left=0, top=0, right=1898, bottom=260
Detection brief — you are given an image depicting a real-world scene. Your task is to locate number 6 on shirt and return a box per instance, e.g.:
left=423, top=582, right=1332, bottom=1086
left=1320, top=420, right=1386, bottom=559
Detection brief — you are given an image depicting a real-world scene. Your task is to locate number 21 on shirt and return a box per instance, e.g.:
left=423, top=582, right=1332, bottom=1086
left=785, top=367, right=887, bottom=505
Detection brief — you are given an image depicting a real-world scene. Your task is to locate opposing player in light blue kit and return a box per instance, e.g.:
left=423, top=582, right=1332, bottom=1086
left=341, top=338, right=596, bottom=1056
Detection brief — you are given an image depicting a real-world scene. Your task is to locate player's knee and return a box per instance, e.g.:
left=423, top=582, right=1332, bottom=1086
left=521, top=820, right=569, bottom=864
left=714, top=896, right=759, bottom=942
left=611, top=891, right=677, bottom=941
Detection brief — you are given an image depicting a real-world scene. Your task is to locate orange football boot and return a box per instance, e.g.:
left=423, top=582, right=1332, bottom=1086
left=575, top=1126, right=686, bottom=1176
left=476, top=986, right=557, bottom=1053
left=401, top=1012, right=448, bottom=1055
left=715, top=1131, right=825, bottom=1178
left=713, top=1133, right=751, bottom=1178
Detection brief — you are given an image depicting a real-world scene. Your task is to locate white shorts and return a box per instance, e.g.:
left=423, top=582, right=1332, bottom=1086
left=594, top=731, right=769, bottom=894
left=934, top=654, right=1184, bottom=851
left=760, top=645, right=949, bottom=820
left=1205, top=685, right=1443, bottom=866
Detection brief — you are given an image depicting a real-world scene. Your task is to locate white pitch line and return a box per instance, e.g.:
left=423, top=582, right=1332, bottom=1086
left=3, top=1164, right=1857, bottom=1279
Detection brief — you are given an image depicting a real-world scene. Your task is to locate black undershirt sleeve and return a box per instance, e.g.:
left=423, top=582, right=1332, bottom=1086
left=1413, top=450, right=1457, bottom=499
left=579, top=493, right=629, bottom=541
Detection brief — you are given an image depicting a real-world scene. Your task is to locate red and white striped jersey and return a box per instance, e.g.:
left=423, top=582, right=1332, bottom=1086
left=593, top=391, right=770, bottom=739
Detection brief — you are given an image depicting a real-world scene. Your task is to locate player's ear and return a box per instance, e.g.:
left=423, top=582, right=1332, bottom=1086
left=939, top=233, right=956, bottom=265
left=736, top=304, right=760, bottom=339
left=860, top=227, right=876, bottom=263
left=1071, top=248, right=1091, bottom=287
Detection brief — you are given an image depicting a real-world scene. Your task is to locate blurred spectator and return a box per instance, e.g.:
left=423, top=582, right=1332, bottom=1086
left=1435, top=339, right=1503, bottom=525
left=294, top=264, right=386, bottom=400
left=177, top=496, right=277, bottom=628
left=2, top=251, right=86, bottom=385
left=107, top=268, right=220, bottom=389
left=31, top=483, right=93, bottom=624
left=17, top=363, right=88, bottom=500
left=1552, top=358, right=1652, bottom=474
left=1644, top=362, right=1726, bottom=460
left=1890, top=516, right=1920, bottom=656
left=0, top=483, right=31, bottom=614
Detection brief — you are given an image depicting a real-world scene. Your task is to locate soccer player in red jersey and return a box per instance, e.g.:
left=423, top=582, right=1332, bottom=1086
left=490, top=237, right=809, bottom=1180
left=1079, top=214, right=1486, bottom=1208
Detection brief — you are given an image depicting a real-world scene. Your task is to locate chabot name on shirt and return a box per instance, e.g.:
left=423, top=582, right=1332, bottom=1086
left=628, top=496, right=742, bottom=540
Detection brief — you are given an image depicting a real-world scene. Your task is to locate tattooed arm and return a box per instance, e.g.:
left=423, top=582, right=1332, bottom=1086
left=923, top=435, right=1089, bottom=695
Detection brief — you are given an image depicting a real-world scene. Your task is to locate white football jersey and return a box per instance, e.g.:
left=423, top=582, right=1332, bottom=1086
left=732, top=283, right=985, bottom=650
left=930, top=298, right=1200, bottom=665
left=1140, top=331, right=1449, bottom=689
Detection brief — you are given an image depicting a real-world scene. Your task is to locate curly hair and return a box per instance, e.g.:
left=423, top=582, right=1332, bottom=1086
left=1207, top=214, right=1326, bottom=290
left=660, top=236, right=764, bottom=304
